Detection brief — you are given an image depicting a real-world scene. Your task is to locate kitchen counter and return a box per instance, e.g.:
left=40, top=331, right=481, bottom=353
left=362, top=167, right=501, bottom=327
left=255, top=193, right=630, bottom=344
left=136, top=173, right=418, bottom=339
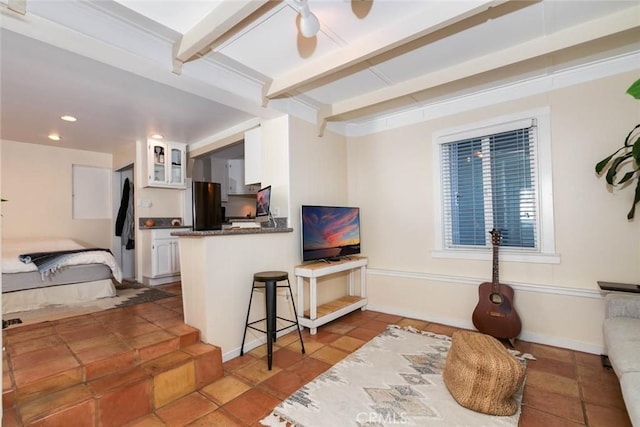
left=175, top=222, right=297, bottom=358
left=139, top=217, right=187, bottom=229
left=140, top=225, right=192, bottom=230
left=171, top=217, right=291, bottom=236
left=171, top=226, right=292, bottom=237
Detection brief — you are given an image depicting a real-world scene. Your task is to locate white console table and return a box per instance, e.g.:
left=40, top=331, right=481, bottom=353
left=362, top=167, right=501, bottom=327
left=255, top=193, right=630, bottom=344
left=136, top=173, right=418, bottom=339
left=295, top=257, right=367, bottom=335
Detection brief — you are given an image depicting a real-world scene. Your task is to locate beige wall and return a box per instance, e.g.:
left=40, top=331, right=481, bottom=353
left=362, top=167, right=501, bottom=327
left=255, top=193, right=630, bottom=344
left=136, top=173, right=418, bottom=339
left=1, top=140, right=113, bottom=248
left=289, top=117, right=353, bottom=308
left=347, top=71, right=640, bottom=353
left=112, top=140, right=136, bottom=171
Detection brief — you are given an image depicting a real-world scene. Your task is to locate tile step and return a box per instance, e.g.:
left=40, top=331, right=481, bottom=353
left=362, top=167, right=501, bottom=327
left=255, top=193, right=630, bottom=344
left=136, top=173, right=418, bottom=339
left=3, top=320, right=202, bottom=405
left=8, top=343, right=223, bottom=426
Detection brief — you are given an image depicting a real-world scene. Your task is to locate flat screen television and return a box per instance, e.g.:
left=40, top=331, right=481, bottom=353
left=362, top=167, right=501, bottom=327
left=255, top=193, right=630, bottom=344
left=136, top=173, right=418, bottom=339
left=301, top=205, right=361, bottom=262
left=255, top=185, right=271, bottom=223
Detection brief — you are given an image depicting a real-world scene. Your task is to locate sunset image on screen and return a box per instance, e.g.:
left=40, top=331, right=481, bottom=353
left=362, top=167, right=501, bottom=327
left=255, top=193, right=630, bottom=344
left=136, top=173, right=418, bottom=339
left=302, top=206, right=360, bottom=263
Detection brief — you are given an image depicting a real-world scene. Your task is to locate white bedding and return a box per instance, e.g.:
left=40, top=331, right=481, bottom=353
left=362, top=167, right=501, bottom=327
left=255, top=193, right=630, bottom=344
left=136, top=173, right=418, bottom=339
left=2, top=237, right=123, bottom=283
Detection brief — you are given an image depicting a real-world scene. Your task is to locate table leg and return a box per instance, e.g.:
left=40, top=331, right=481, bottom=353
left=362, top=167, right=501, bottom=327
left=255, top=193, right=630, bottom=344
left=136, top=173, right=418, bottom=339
left=310, top=278, right=317, bottom=320
left=360, top=265, right=367, bottom=311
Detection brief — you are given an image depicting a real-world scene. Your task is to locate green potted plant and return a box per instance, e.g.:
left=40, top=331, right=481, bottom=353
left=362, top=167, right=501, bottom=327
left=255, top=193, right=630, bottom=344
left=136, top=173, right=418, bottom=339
left=595, top=77, right=640, bottom=220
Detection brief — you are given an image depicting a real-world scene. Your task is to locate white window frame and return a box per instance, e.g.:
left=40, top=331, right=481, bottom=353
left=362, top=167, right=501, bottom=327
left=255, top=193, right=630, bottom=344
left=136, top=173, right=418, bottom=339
left=432, top=107, right=559, bottom=264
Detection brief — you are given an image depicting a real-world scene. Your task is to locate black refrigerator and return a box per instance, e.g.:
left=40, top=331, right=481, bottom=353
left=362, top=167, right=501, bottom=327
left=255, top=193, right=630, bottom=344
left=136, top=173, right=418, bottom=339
left=192, top=181, right=223, bottom=231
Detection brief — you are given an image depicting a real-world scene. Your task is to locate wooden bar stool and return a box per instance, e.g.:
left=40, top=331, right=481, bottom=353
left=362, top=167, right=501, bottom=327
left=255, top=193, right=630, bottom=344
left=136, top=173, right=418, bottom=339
left=240, top=271, right=305, bottom=370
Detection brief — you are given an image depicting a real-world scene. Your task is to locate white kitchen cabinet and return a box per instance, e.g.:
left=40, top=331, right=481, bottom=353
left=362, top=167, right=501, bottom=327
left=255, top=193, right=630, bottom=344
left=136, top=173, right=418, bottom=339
left=143, top=229, right=181, bottom=286
left=144, top=139, right=187, bottom=189
left=227, top=159, right=260, bottom=195
left=244, top=127, right=261, bottom=185
left=211, top=156, right=229, bottom=202
left=227, top=159, right=245, bottom=195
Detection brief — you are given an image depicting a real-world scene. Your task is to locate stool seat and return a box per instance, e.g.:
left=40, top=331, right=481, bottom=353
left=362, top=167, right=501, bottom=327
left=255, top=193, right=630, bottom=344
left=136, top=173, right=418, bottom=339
left=254, top=271, right=289, bottom=282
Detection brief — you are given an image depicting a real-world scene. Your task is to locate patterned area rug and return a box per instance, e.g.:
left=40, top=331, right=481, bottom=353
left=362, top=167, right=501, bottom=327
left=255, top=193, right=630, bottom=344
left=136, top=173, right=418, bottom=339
left=113, top=281, right=175, bottom=308
left=2, top=281, right=175, bottom=329
left=261, top=326, right=525, bottom=427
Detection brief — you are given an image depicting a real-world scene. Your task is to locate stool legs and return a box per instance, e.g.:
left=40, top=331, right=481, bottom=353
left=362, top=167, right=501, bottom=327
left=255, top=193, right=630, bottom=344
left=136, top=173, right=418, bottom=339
left=265, top=279, right=276, bottom=370
left=240, top=281, right=257, bottom=356
left=241, top=276, right=305, bottom=370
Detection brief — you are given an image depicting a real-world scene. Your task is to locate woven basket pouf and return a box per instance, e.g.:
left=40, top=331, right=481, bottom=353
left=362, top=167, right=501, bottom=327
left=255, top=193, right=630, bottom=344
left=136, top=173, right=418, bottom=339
left=443, top=330, right=525, bottom=416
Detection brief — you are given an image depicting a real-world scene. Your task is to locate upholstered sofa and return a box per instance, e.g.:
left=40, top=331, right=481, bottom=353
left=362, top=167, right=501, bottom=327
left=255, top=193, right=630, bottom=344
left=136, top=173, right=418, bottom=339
left=603, top=292, right=640, bottom=425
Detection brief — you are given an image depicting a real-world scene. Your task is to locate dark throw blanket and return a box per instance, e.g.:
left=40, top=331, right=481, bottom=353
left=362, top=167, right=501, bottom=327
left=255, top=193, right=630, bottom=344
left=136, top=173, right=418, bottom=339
left=19, top=248, right=112, bottom=275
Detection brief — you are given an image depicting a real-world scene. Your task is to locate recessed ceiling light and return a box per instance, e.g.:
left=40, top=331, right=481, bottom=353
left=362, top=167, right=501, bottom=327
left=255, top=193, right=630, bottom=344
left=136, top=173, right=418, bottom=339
left=60, top=115, right=77, bottom=122
left=48, top=134, right=61, bottom=141
left=150, top=134, right=164, bottom=140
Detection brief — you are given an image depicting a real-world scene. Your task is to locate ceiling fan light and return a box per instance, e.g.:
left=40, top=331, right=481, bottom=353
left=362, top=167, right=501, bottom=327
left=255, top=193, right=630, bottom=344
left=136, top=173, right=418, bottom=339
left=299, top=12, right=319, bottom=38
left=297, top=0, right=320, bottom=38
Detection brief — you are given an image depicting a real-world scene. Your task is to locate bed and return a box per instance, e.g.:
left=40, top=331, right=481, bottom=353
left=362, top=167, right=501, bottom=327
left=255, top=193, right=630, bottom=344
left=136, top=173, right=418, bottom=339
left=2, top=238, right=123, bottom=314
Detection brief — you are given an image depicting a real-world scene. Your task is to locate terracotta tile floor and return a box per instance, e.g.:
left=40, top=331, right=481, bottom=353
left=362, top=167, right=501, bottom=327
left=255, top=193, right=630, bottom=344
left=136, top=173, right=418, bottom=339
left=2, top=283, right=631, bottom=426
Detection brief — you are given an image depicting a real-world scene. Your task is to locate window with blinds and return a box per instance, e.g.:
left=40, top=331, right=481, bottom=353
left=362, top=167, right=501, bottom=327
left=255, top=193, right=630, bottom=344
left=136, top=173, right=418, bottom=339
left=440, top=119, right=538, bottom=250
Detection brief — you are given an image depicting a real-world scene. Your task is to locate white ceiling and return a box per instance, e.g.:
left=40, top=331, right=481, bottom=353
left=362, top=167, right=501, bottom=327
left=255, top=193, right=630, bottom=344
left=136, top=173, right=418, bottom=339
left=1, top=0, right=638, bottom=154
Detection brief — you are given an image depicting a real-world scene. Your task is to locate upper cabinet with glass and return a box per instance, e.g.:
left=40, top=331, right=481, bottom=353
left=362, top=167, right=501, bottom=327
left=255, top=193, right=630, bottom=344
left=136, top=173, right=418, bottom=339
left=144, top=140, right=186, bottom=189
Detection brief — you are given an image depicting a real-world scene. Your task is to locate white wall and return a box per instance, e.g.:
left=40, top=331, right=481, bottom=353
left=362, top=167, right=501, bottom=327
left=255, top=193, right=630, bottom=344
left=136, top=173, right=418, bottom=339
left=346, top=71, right=640, bottom=353
left=1, top=140, right=113, bottom=248
left=261, top=115, right=291, bottom=222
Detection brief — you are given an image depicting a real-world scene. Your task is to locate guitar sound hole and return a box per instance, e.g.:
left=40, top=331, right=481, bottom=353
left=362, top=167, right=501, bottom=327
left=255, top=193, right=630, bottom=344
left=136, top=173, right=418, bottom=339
left=490, top=293, right=503, bottom=304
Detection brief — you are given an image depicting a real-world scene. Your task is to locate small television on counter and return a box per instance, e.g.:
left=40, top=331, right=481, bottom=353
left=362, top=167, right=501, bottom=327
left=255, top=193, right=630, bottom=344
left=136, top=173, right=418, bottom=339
left=255, top=185, right=272, bottom=223
left=300, top=205, right=361, bottom=262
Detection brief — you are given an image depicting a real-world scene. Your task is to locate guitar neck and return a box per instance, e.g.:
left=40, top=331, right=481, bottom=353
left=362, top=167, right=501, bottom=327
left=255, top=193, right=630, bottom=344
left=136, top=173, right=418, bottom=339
left=492, top=244, right=500, bottom=292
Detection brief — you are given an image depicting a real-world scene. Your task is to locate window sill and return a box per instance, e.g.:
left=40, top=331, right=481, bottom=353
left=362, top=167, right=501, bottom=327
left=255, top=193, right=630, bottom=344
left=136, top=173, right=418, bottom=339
left=431, top=249, right=560, bottom=264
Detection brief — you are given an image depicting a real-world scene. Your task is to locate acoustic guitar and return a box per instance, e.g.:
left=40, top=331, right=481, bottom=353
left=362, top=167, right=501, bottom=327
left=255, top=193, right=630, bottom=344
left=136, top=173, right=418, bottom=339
left=472, top=229, right=522, bottom=340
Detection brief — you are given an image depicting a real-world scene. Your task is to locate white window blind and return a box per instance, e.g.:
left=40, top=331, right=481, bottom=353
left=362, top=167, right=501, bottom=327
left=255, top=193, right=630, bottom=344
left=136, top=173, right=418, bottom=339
left=440, top=120, right=538, bottom=250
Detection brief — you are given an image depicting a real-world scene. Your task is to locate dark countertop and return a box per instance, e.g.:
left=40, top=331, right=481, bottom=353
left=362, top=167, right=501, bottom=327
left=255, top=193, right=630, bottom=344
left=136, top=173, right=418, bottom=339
left=140, top=225, right=192, bottom=230
left=171, top=227, right=293, bottom=237
left=139, top=217, right=186, bottom=229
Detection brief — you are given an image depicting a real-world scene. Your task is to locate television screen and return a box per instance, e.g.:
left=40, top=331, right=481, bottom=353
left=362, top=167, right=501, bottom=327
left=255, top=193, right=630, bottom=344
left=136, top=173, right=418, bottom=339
left=256, top=185, right=271, bottom=218
left=301, top=205, right=361, bottom=262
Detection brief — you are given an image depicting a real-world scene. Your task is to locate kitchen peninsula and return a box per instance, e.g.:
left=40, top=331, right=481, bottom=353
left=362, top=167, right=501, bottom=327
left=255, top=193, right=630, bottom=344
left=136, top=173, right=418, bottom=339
left=171, top=224, right=296, bottom=361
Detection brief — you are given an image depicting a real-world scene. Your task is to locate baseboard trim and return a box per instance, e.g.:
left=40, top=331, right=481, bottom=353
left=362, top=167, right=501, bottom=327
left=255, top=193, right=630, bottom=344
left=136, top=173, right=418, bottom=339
left=222, top=305, right=605, bottom=360
left=142, top=274, right=180, bottom=287
left=366, top=302, right=605, bottom=355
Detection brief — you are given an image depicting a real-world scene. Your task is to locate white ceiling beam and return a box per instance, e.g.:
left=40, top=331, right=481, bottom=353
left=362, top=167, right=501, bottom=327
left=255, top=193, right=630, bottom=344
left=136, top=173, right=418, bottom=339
left=319, top=5, right=640, bottom=132
left=1, top=7, right=274, bottom=120
left=7, top=0, right=26, bottom=14
left=265, top=0, right=507, bottom=100
left=172, top=0, right=269, bottom=74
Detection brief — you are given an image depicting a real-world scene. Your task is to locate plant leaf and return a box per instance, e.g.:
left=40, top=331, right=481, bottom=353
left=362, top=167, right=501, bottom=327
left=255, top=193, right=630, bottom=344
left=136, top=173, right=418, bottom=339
left=618, top=170, right=638, bottom=184
left=627, top=179, right=640, bottom=220
left=633, top=135, right=640, bottom=164
left=596, top=144, right=630, bottom=174
left=625, top=124, right=640, bottom=147
left=595, top=154, right=615, bottom=174
left=627, top=78, right=640, bottom=100
left=606, top=154, right=632, bottom=184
